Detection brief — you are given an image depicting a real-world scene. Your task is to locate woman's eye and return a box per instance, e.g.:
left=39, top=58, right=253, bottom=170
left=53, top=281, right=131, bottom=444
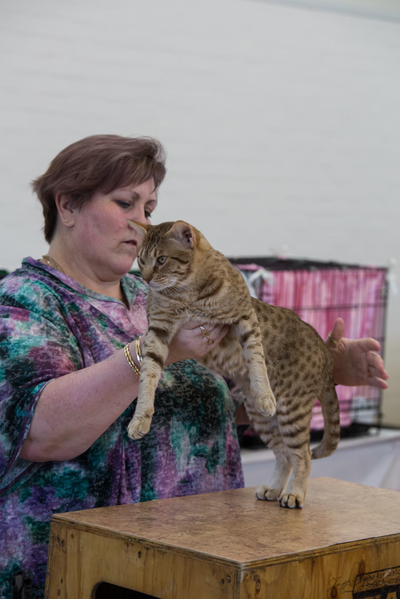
left=157, top=256, right=167, bottom=265
left=116, top=200, right=130, bottom=209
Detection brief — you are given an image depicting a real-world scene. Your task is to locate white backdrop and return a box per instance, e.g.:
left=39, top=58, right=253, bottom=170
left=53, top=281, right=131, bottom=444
left=1, top=0, right=399, bottom=422
left=242, top=429, right=400, bottom=491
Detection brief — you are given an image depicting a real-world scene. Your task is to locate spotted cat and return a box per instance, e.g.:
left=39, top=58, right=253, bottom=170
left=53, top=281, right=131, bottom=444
left=127, top=220, right=340, bottom=508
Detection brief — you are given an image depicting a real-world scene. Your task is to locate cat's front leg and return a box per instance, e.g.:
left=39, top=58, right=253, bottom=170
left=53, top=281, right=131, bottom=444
left=127, top=322, right=177, bottom=440
left=235, top=315, right=276, bottom=417
left=277, top=444, right=311, bottom=509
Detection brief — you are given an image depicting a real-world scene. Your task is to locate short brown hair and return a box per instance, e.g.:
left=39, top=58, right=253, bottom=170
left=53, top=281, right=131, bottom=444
left=32, top=135, right=167, bottom=243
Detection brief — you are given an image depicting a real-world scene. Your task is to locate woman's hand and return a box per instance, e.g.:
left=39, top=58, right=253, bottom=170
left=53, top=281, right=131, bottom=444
left=165, top=321, right=229, bottom=365
left=327, top=318, right=389, bottom=389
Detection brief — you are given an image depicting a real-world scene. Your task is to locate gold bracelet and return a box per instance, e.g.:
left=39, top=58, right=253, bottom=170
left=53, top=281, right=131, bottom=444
left=124, top=344, right=140, bottom=376
left=135, top=336, right=143, bottom=364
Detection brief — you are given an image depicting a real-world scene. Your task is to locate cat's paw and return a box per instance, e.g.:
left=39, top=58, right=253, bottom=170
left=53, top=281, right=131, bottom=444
left=127, top=415, right=152, bottom=440
left=253, top=393, right=276, bottom=417
left=256, top=485, right=282, bottom=502
left=279, top=492, right=305, bottom=509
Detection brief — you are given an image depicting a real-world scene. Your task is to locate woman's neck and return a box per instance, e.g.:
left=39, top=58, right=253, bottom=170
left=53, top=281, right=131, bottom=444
left=42, top=246, right=128, bottom=305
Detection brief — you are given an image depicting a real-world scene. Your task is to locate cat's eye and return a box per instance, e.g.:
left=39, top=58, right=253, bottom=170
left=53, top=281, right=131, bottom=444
left=138, top=256, right=145, bottom=266
left=157, top=256, right=167, bottom=265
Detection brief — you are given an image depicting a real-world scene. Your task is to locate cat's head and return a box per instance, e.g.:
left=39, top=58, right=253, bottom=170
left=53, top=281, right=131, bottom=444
left=127, top=219, right=206, bottom=291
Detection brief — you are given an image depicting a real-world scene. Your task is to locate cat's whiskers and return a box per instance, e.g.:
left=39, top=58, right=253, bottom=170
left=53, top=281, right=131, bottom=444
left=164, top=283, right=190, bottom=299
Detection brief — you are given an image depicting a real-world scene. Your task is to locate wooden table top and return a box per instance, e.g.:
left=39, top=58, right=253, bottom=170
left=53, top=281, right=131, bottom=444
left=53, top=478, right=400, bottom=567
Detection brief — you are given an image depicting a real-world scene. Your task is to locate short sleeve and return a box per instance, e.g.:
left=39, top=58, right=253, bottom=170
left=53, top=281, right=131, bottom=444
left=0, top=283, right=83, bottom=495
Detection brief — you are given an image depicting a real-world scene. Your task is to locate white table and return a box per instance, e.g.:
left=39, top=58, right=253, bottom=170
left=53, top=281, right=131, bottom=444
left=241, top=427, right=400, bottom=491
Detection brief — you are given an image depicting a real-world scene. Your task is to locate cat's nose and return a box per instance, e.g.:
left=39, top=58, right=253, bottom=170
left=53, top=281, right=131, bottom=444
left=142, top=272, right=152, bottom=284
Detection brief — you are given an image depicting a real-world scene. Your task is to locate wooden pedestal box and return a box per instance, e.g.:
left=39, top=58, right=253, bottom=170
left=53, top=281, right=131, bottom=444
left=45, top=478, right=400, bottom=598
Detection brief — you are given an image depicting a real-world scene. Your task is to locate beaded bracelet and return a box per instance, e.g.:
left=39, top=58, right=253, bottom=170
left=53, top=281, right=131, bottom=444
left=124, top=343, right=140, bottom=377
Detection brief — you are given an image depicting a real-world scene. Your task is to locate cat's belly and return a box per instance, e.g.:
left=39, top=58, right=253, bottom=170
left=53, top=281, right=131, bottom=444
left=198, top=326, right=250, bottom=380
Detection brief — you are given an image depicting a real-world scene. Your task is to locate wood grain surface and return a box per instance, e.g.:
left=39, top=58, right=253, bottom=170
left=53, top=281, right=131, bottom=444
left=51, top=477, right=400, bottom=566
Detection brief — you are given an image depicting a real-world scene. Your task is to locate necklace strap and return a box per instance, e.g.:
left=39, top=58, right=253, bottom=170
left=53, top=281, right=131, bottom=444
left=42, top=255, right=68, bottom=277
left=41, top=255, right=127, bottom=305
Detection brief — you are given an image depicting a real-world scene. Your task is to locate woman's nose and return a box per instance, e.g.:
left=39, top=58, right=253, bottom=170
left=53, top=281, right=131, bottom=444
left=132, top=208, right=148, bottom=225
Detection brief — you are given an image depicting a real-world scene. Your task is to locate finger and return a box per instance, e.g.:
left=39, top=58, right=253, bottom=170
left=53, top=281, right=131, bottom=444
left=357, top=337, right=381, bottom=353
left=203, top=325, right=229, bottom=350
left=202, top=325, right=220, bottom=346
left=199, top=323, right=218, bottom=335
left=201, top=323, right=225, bottom=341
left=366, top=375, right=389, bottom=390
left=330, top=317, right=346, bottom=342
left=367, top=358, right=389, bottom=389
left=368, top=354, right=389, bottom=379
left=182, top=320, right=208, bottom=331
left=209, top=323, right=223, bottom=336
left=183, top=320, right=217, bottom=331
left=214, top=324, right=229, bottom=343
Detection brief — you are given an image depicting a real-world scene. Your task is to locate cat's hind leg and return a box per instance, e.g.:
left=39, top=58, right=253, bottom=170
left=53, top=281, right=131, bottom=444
left=278, top=445, right=311, bottom=508
left=275, top=400, right=313, bottom=508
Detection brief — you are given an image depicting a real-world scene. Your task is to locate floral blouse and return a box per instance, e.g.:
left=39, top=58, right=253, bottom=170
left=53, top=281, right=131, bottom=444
left=0, top=258, right=244, bottom=598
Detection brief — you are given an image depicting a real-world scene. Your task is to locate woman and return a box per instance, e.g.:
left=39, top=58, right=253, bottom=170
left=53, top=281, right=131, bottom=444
left=0, top=135, right=388, bottom=598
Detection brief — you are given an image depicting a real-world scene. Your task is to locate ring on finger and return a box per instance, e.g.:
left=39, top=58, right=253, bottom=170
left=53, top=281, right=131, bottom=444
left=199, top=325, right=210, bottom=339
left=200, top=325, right=214, bottom=345
left=328, top=332, right=338, bottom=345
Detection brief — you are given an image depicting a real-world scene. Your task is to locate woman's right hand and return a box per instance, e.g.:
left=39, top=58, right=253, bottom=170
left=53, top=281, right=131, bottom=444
left=165, top=321, right=229, bottom=365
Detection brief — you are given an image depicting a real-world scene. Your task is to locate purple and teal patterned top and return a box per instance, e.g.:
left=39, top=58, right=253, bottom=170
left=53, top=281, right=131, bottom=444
left=0, top=258, right=244, bottom=598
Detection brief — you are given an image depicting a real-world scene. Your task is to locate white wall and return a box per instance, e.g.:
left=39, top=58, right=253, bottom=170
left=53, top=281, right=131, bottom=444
left=1, top=0, right=399, bottom=423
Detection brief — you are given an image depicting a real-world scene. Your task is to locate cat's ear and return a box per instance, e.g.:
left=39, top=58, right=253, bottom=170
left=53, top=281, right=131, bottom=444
left=168, top=221, right=195, bottom=249
left=126, top=220, right=151, bottom=246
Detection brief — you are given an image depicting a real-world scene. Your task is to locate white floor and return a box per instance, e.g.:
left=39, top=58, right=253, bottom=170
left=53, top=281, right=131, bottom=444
left=241, top=428, right=400, bottom=491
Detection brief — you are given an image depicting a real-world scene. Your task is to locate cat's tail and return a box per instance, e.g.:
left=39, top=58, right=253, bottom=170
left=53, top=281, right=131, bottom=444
left=311, top=380, right=341, bottom=460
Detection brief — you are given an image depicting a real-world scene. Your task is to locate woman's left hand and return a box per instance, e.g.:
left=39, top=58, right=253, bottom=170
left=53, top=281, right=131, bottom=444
left=327, top=318, right=389, bottom=389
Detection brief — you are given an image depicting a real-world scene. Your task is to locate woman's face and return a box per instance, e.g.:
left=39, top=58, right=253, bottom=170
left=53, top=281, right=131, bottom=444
left=70, top=178, right=157, bottom=281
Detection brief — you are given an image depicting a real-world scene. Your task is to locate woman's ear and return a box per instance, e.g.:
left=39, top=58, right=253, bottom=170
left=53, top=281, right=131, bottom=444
left=55, top=193, right=75, bottom=228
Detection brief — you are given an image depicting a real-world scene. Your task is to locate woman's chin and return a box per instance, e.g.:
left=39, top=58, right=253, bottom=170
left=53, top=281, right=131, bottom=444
left=112, top=257, right=136, bottom=276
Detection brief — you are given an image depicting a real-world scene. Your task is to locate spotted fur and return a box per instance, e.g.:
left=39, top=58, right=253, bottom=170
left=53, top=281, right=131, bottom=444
left=127, top=220, right=340, bottom=508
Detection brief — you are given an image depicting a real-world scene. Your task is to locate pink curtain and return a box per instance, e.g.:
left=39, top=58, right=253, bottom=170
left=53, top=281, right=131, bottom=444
left=235, top=264, right=387, bottom=430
